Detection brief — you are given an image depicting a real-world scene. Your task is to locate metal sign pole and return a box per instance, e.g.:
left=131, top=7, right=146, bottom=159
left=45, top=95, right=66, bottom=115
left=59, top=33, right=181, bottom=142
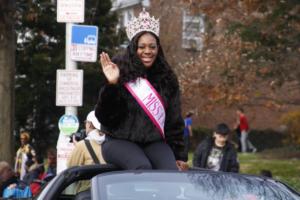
left=55, top=23, right=78, bottom=175
left=65, top=23, right=77, bottom=116
left=56, top=0, right=85, bottom=175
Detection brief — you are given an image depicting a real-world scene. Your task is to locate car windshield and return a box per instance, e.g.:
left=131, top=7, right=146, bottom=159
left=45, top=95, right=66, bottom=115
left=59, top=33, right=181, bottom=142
left=94, top=171, right=300, bottom=200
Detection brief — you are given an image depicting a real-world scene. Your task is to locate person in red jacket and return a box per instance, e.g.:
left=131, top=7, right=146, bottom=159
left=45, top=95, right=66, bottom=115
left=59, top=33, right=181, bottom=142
left=236, top=108, right=257, bottom=153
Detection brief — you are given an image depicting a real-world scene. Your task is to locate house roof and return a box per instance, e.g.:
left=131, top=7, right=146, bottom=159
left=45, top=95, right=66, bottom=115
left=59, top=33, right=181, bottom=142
left=111, top=0, right=149, bottom=11
left=111, top=0, right=141, bottom=11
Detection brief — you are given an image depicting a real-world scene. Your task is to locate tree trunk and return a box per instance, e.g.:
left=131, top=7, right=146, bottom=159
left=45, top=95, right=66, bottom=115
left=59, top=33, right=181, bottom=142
left=0, top=0, right=16, bottom=165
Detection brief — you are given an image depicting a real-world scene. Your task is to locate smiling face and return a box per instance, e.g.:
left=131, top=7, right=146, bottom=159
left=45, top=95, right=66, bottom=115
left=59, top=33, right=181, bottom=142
left=136, top=33, right=158, bottom=68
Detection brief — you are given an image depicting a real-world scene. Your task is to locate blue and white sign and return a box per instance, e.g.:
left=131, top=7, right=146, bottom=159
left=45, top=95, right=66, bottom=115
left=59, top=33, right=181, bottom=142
left=71, top=25, right=98, bottom=62
left=58, top=114, right=80, bottom=135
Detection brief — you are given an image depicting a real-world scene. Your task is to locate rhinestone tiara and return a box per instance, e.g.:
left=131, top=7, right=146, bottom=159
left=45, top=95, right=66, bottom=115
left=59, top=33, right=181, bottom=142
left=126, top=8, right=160, bottom=41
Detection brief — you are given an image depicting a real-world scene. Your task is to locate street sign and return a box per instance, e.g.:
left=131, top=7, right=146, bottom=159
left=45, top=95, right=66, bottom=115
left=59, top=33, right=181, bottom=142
left=56, top=69, right=83, bottom=106
left=58, top=114, right=80, bottom=135
left=56, top=133, right=75, bottom=174
left=57, top=0, right=85, bottom=23
left=57, top=114, right=79, bottom=173
left=71, top=25, right=99, bottom=62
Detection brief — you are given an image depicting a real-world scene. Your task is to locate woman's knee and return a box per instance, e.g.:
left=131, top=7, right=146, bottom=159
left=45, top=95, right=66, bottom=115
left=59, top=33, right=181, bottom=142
left=131, top=161, right=152, bottom=170
left=101, top=139, right=152, bottom=170
left=117, top=156, right=152, bottom=170
left=144, top=142, right=177, bottom=169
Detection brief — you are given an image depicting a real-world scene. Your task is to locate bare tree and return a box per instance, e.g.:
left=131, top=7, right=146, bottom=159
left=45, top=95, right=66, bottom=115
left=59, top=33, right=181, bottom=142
left=0, top=0, right=16, bottom=164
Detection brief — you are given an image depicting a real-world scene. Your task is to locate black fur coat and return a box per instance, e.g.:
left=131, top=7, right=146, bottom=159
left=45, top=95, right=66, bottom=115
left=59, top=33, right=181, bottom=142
left=95, top=67, right=185, bottom=160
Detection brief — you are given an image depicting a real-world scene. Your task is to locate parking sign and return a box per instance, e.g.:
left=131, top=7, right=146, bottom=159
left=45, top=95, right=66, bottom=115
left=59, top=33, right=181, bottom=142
left=56, top=69, right=83, bottom=106
left=71, top=25, right=98, bottom=62
left=57, top=0, right=85, bottom=23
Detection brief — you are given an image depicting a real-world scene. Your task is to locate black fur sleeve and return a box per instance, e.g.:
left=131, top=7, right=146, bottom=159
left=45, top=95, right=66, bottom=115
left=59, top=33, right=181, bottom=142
left=95, top=84, right=127, bottom=128
left=164, top=85, right=186, bottom=161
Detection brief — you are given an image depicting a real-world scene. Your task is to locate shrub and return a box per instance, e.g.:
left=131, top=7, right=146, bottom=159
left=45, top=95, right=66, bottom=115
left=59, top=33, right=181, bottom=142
left=248, top=129, right=287, bottom=151
left=280, top=110, right=300, bottom=145
left=190, top=127, right=212, bottom=151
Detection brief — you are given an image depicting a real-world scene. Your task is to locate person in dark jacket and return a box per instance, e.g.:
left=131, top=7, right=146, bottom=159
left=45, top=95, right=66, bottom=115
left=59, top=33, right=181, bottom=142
left=96, top=9, right=187, bottom=170
left=193, top=123, right=239, bottom=172
left=23, top=154, right=44, bottom=185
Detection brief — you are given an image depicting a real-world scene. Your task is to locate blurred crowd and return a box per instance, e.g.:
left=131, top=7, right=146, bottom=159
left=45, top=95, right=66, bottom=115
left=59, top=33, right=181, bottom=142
left=0, top=131, right=57, bottom=198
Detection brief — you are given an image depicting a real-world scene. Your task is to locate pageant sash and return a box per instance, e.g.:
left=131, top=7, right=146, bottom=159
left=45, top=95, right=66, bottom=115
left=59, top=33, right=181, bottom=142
left=124, top=77, right=165, bottom=139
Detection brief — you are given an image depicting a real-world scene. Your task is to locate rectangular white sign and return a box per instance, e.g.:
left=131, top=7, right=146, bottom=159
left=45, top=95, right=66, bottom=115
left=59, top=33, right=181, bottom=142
left=71, top=44, right=98, bottom=62
left=56, top=134, right=75, bottom=174
left=56, top=70, right=83, bottom=106
left=57, top=0, right=85, bottom=23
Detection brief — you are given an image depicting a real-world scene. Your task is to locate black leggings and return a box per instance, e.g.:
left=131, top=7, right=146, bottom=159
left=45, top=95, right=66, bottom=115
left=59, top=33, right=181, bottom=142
left=102, top=137, right=178, bottom=170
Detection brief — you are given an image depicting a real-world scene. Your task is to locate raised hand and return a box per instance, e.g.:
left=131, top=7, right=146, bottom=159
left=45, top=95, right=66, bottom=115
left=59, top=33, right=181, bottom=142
left=100, top=52, right=120, bottom=84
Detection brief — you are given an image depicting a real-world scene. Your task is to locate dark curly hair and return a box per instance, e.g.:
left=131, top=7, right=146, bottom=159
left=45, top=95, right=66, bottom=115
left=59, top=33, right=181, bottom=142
left=113, top=31, right=177, bottom=86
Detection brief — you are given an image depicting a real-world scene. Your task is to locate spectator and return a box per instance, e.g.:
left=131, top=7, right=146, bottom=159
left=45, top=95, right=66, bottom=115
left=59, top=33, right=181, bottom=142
left=96, top=9, right=186, bottom=171
left=23, top=154, right=44, bottom=185
left=260, top=169, right=272, bottom=178
left=0, top=161, right=18, bottom=197
left=0, top=161, right=32, bottom=198
left=233, top=123, right=242, bottom=152
left=45, top=148, right=57, bottom=178
left=68, top=111, right=106, bottom=167
left=193, top=123, right=239, bottom=172
left=235, top=108, right=257, bottom=153
left=67, top=111, right=106, bottom=192
left=22, top=151, right=56, bottom=197
left=15, top=131, right=36, bottom=180
left=22, top=154, right=45, bottom=196
left=183, top=111, right=194, bottom=161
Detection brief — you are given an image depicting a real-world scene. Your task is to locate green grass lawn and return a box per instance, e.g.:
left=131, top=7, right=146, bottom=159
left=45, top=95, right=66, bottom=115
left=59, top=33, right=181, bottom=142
left=188, top=152, right=300, bottom=192
left=238, top=153, right=300, bottom=192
